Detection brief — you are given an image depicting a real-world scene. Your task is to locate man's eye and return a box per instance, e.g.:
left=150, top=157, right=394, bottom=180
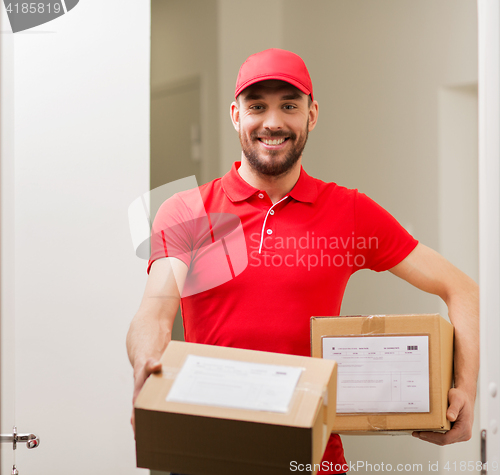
left=283, top=104, right=296, bottom=110
left=250, top=105, right=264, bottom=110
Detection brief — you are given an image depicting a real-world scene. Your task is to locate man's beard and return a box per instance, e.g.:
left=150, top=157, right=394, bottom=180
left=239, top=122, right=309, bottom=177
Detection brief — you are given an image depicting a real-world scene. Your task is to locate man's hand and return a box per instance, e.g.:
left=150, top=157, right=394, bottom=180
left=130, top=358, right=163, bottom=436
left=412, top=387, right=474, bottom=445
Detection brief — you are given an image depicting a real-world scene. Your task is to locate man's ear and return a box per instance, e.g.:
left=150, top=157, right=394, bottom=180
left=308, top=100, right=319, bottom=132
left=230, top=101, right=240, bottom=132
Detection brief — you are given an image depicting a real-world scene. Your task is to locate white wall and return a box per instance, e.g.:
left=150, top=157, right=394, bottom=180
left=1, top=2, right=150, bottom=474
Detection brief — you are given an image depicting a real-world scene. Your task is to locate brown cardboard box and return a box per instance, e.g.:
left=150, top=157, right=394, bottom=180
left=135, top=340, right=337, bottom=475
left=311, top=314, right=453, bottom=434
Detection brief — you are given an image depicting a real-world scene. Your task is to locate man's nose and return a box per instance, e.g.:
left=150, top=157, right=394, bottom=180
left=262, top=110, right=283, bottom=131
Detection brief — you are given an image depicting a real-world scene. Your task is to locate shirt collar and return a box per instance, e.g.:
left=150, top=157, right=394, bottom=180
left=221, top=161, right=318, bottom=204
left=288, top=166, right=318, bottom=203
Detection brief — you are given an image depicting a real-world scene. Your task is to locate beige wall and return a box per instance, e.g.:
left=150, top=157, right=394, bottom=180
left=151, top=0, right=220, bottom=182
left=218, top=0, right=284, bottom=173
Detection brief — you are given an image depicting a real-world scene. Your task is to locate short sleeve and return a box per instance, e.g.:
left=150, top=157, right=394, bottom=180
left=353, top=191, right=418, bottom=272
left=147, top=194, right=195, bottom=273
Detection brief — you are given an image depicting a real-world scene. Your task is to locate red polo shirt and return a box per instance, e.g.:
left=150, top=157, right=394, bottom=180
left=148, top=162, right=418, bottom=473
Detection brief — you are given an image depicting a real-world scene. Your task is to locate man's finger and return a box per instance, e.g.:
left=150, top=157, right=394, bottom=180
left=447, top=388, right=466, bottom=422
left=412, top=414, right=471, bottom=445
left=447, top=408, right=458, bottom=422
left=145, top=359, right=162, bottom=374
left=132, top=359, right=163, bottom=405
left=412, top=428, right=461, bottom=446
left=412, top=430, right=448, bottom=446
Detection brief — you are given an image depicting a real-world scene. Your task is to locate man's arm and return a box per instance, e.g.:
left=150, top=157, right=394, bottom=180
left=389, top=242, right=479, bottom=445
left=126, top=257, right=188, bottom=432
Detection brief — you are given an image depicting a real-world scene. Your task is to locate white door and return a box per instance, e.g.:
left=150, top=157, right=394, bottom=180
left=478, top=0, right=500, bottom=471
left=1, top=2, right=151, bottom=473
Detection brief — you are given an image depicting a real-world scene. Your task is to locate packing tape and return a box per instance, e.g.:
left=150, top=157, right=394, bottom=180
left=367, top=415, right=388, bottom=431
left=266, top=377, right=327, bottom=415
left=297, top=382, right=329, bottom=424
left=361, top=315, right=386, bottom=335
left=298, top=381, right=328, bottom=399
left=160, top=366, right=181, bottom=380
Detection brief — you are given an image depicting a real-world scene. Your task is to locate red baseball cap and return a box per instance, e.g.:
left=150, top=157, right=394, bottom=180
left=235, top=48, right=313, bottom=100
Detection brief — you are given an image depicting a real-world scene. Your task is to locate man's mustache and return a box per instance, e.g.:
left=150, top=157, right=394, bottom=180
left=250, top=131, right=296, bottom=139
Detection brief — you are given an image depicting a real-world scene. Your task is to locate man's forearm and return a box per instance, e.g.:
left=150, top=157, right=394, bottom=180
left=127, top=258, right=187, bottom=418
left=445, top=280, right=479, bottom=399
left=127, top=292, right=180, bottom=369
left=127, top=307, right=174, bottom=371
left=390, top=244, right=479, bottom=396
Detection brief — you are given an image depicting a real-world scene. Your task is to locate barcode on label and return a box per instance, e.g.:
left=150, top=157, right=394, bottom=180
left=407, top=345, right=418, bottom=350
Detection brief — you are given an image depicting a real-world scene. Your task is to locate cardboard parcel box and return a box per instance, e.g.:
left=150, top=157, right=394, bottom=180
left=311, top=314, right=453, bottom=434
left=135, top=341, right=337, bottom=475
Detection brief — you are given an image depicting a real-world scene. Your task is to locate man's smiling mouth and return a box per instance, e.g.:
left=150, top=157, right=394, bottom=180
left=258, top=137, right=289, bottom=145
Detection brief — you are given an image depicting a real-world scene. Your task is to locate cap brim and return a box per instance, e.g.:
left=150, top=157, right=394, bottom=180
left=235, top=74, right=312, bottom=100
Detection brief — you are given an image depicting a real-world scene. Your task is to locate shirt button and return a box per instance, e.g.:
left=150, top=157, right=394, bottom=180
left=266, top=229, right=273, bottom=235
left=258, top=193, right=264, bottom=199
left=269, top=210, right=275, bottom=215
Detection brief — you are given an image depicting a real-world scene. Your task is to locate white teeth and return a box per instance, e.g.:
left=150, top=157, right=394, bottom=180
left=262, top=138, right=286, bottom=145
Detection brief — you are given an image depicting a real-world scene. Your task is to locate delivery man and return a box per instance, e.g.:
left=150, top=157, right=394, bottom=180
left=127, top=49, right=479, bottom=474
